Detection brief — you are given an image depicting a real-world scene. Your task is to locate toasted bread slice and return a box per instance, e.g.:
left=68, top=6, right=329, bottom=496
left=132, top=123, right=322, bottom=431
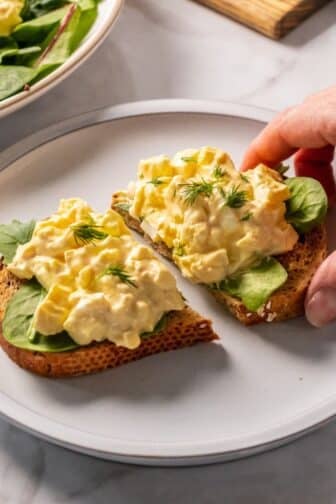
left=112, top=194, right=328, bottom=325
left=0, top=263, right=218, bottom=378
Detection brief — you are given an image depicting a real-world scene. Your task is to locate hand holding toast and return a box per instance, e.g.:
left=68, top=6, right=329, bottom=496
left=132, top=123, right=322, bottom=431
left=241, top=86, right=336, bottom=327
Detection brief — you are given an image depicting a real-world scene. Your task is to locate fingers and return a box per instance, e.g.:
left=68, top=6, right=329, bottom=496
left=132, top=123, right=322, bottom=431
left=241, top=108, right=297, bottom=170
left=295, top=146, right=336, bottom=205
left=295, top=145, right=335, bottom=164
left=241, top=87, right=336, bottom=171
left=305, top=251, right=336, bottom=327
left=305, top=287, right=336, bottom=327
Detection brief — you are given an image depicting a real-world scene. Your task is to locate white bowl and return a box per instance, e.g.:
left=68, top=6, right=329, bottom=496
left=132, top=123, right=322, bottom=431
left=0, top=0, right=123, bottom=119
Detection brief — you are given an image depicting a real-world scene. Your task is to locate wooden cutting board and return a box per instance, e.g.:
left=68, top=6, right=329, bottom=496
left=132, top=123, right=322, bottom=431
left=193, top=0, right=331, bottom=39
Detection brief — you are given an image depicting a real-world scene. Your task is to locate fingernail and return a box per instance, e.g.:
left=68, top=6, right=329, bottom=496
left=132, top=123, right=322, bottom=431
left=306, top=288, right=336, bottom=327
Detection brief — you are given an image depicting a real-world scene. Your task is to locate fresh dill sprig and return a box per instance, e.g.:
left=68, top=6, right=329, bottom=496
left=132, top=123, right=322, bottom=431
left=221, top=185, right=248, bottom=209
left=276, top=163, right=290, bottom=175
left=174, top=243, right=186, bottom=257
left=100, top=265, right=137, bottom=287
left=240, top=211, right=253, bottom=221
left=180, top=178, right=215, bottom=205
left=147, top=177, right=165, bottom=186
left=212, top=164, right=226, bottom=179
left=240, top=173, right=249, bottom=183
left=181, top=156, right=197, bottom=163
left=72, top=221, right=108, bottom=246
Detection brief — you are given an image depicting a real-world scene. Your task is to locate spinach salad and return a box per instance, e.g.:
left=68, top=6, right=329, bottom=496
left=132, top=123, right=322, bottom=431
left=0, top=0, right=99, bottom=101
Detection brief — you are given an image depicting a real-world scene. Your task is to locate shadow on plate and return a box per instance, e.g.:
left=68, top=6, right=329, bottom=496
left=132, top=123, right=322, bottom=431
left=248, top=316, right=335, bottom=361
left=33, top=341, right=229, bottom=405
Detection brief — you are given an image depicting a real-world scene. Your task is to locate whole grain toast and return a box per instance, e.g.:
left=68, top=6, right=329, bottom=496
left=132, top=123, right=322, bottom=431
left=0, top=263, right=218, bottom=378
left=112, top=193, right=328, bottom=325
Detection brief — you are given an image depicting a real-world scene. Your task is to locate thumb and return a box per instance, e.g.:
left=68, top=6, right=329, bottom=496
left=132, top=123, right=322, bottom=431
left=305, top=251, right=336, bottom=327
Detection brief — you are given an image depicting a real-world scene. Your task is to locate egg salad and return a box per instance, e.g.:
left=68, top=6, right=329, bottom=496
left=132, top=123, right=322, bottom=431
left=0, top=0, right=23, bottom=36
left=7, top=198, right=185, bottom=349
left=120, top=147, right=298, bottom=285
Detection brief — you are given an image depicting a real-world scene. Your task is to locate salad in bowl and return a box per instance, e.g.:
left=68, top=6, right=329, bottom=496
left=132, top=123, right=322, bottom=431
left=0, top=0, right=122, bottom=112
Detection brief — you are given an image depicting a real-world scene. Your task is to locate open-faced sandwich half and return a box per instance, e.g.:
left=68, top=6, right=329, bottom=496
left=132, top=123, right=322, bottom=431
left=112, top=146, right=328, bottom=325
left=0, top=198, right=217, bottom=377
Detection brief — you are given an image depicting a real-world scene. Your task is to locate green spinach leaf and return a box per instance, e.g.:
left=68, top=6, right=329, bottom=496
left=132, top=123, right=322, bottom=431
left=0, top=220, right=35, bottom=264
left=212, top=257, right=288, bottom=312
left=2, top=281, right=79, bottom=352
left=37, top=4, right=97, bottom=67
left=0, top=65, right=36, bottom=100
left=68, top=2, right=97, bottom=51
left=0, top=36, right=17, bottom=48
left=285, top=177, right=328, bottom=233
left=75, top=0, right=99, bottom=11
left=0, top=37, right=18, bottom=63
left=21, top=0, right=98, bottom=20
left=141, top=313, right=168, bottom=339
left=3, top=280, right=168, bottom=352
left=30, top=3, right=97, bottom=82
left=2, top=46, right=41, bottom=65
left=12, top=6, right=70, bottom=44
left=22, top=0, right=70, bottom=20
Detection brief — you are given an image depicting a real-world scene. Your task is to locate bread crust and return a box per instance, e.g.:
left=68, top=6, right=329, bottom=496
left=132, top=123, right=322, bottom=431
left=112, top=193, right=328, bottom=325
left=0, top=264, right=217, bottom=378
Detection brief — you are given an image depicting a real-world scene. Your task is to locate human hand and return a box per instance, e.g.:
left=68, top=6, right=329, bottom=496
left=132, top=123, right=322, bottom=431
left=241, top=86, right=336, bottom=327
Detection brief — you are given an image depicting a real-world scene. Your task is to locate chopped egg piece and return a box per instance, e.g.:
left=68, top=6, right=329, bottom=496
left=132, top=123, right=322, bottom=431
left=120, top=147, right=298, bottom=284
left=8, top=198, right=185, bottom=349
left=0, top=0, right=23, bottom=36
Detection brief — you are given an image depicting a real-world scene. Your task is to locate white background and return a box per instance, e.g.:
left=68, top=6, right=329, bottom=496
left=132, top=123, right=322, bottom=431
left=0, top=0, right=336, bottom=502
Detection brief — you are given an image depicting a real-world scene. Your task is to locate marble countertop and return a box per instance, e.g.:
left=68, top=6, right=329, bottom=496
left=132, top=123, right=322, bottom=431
left=1, top=0, right=336, bottom=501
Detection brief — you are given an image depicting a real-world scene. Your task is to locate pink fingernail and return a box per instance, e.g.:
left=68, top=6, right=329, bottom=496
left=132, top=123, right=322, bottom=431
left=306, top=288, right=336, bottom=327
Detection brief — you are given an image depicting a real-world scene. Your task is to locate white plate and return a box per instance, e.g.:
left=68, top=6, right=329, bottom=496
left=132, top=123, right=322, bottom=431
left=0, top=0, right=123, bottom=118
left=0, top=100, right=335, bottom=467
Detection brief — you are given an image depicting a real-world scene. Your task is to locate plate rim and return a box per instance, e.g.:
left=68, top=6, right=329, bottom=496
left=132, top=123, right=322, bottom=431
left=0, top=99, right=275, bottom=171
left=0, top=0, right=124, bottom=118
left=0, top=98, right=333, bottom=467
